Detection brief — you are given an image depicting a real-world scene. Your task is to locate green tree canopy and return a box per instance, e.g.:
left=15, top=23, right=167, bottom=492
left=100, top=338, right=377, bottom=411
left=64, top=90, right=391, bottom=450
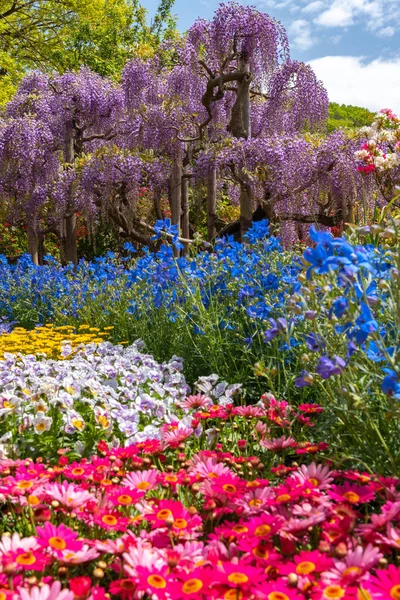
left=327, top=102, right=375, bottom=132
left=0, top=0, right=177, bottom=104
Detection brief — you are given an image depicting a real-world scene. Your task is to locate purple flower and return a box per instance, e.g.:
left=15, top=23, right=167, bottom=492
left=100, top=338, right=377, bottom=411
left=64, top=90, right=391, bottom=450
left=305, top=333, right=325, bottom=352
left=316, top=356, right=346, bottom=379
left=295, top=370, right=314, bottom=388
left=264, top=318, right=287, bottom=342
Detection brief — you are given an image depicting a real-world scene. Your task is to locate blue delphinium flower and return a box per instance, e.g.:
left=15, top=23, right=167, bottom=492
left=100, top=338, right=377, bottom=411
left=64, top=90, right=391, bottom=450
left=352, top=302, right=379, bottom=344
left=331, top=296, right=349, bottom=319
left=382, top=369, right=400, bottom=400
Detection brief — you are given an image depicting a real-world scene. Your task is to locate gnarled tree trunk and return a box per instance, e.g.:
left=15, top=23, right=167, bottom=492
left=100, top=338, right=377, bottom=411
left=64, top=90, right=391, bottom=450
left=62, top=122, right=78, bottom=265
left=27, top=225, right=39, bottom=265
left=207, top=167, right=217, bottom=241
left=228, top=52, right=253, bottom=239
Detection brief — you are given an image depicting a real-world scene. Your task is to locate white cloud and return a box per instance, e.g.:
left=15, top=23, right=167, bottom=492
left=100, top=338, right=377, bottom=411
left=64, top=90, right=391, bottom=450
left=315, top=2, right=354, bottom=27
left=308, top=55, right=400, bottom=114
left=312, top=0, right=400, bottom=32
left=377, top=26, right=396, bottom=37
left=302, top=1, right=325, bottom=14
left=289, top=18, right=316, bottom=49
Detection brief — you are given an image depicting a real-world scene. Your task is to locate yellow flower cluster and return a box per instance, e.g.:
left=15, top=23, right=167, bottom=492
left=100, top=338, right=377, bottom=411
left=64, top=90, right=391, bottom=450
left=0, top=324, right=114, bottom=360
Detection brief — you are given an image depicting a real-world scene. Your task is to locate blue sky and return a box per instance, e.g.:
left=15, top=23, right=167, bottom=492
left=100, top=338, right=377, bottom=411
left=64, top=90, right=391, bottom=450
left=143, top=0, right=400, bottom=113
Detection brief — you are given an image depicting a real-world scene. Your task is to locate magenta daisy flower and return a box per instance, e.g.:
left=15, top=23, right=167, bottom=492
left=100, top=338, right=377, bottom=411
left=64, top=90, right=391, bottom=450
left=370, top=564, right=400, bottom=599
left=36, top=522, right=82, bottom=557
left=328, top=482, right=375, bottom=504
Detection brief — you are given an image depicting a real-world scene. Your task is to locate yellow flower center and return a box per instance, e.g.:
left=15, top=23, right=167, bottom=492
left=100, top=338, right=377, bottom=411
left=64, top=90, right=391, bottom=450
left=232, top=525, right=248, bottom=534
left=224, top=591, right=243, bottom=600
left=223, top=484, right=237, bottom=493
left=136, top=481, right=151, bottom=490
left=147, top=575, right=166, bottom=589
left=16, top=480, right=33, bottom=490
left=182, top=579, right=203, bottom=594
left=249, top=498, right=262, bottom=506
left=27, top=495, right=40, bottom=506
left=296, top=561, right=316, bottom=575
left=343, top=491, right=360, bottom=503
left=117, top=495, right=133, bottom=505
left=208, top=472, right=219, bottom=478
left=72, top=468, right=85, bottom=476
left=255, top=524, right=271, bottom=536
left=102, top=515, right=118, bottom=526
left=253, top=546, right=269, bottom=559
left=268, top=594, right=289, bottom=600
left=227, top=572, right=249, bottom=585
left=157, top=509, right=173, bottom=520
left=71, top=418, right=85, bottom=431
left=309, top=478, right=319, bottom=486
left=276, top=494, right=291, bottom=503
left=246, top=480, right=260, bottom=488
left=16, top=551, right=36, bottom=566
left=343, top=566, right=362, bottom=577
left=324, top=586, right=346, bottom=599
left=390, top=587, right=400, bottom=600
left=165, top=475, right=178, bottom=483
left=173, top=518, right=188, bottom=529
left=49, top=536, right=67, bottom=550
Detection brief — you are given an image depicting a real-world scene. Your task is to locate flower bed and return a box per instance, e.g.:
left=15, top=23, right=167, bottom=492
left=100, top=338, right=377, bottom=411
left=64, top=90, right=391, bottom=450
left=1, top=438, right=400, bottom=600
left=0, top=325, right=112, bottom=360
left=0, top=221, right=399, bottom=474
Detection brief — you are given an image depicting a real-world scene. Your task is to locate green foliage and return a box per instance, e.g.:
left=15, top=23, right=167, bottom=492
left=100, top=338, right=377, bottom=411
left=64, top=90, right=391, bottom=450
left=327, top=102, right=375, bottom=132
left=0, top=0, right=178, bottom=104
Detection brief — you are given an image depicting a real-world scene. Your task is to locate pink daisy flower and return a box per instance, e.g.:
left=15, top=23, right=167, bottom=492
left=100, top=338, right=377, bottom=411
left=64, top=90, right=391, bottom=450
left=261, top=436, right=296, bottom=451
left=189, top=456, right=233, bottom=480
left=280, top=550, right=333, bottom=577
left=322, top=544, right=382, bottom=586
left=43, top=482, right=95, bottom=508
left=93, top=511, right=130, bottom=532
left=18, top=582, right=74, bottom=600
left=9, top=548, right=50, bottom=571
left=328, top=483, right=375, bottom=505
left=36, top=523, right=82, bottom=557
left=292, top=462, right=333, bottom=489
left=106, top=486, right=144, bottom=507
left=121, top=469, right=159, bottom=492
left=178, top=394, right=212, bottom=410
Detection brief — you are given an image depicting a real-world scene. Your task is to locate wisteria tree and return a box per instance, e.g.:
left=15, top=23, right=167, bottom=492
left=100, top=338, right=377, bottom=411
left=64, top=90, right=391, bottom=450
left=5, top=68, right=124, bottom=264
left=0, top=115, right=58, bottom=263
left=0, top=1, right=384, bottom=261
left=182, top=2, right=329, bottom=236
